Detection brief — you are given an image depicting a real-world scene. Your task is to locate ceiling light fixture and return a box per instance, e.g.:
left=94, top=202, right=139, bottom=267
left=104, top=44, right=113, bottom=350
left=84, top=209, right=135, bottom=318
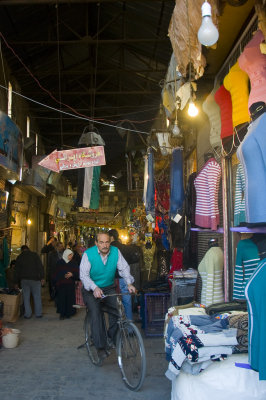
left=172, top=65, right=181, bottom=136
left=188, top=101, right=199, bottom=117
left=197, top=1, right=219, bottom=47
left=186, top=0, right=199, bottom=118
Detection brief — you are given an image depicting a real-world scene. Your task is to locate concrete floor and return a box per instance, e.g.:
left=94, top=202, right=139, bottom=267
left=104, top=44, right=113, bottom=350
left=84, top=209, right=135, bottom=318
left=0, top=287, right=171, bottom=400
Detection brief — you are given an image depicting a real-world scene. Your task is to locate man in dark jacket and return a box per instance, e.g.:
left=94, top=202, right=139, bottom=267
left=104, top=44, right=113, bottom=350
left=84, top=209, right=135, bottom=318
left=14, top=245, right=45, bottom=319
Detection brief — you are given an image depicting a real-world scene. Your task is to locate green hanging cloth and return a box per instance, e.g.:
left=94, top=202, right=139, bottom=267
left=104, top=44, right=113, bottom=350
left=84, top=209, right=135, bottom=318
left=89, top=166, right=101, bottom=209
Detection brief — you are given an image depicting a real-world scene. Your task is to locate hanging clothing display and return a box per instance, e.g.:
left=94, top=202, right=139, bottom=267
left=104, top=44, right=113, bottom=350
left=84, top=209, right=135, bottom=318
left=169, top=148, right=184, bottom=219
left=237, top=112, right=266, bottom=224
left=238, top=30, right=266, bottom=109
left=245, top=258, right=266, bottom=380
left=214, top=84, right=234, bottom=140
left=233, top=238, right=260, bottom=300
left=183, top=172, right=198, bottom=269
left=143, top=149, right=155, bottom=215
left=223, top=61, right=250, bottom=129
left=76, top=166, right=101, bottom=209
left=0, top=237, right=9, bottom=288
left=194, top=158, right=221, bottom=230
left=234, top=163, right=246, bottom=226
left=184, top=172, right=197, bottom=225
left=202, top=88, right=221, bottom=149
left=198, top=246, right=224, bottom=307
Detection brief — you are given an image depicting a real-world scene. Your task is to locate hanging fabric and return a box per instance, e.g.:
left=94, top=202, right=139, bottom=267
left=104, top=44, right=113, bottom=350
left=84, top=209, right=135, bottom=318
left=170, top=148, right=184, bottom=219
left=143, top=149, right=155, bottom=216
left=202, top=88, right=221, bottom=149
left=76, top=166, right=101, bottom=209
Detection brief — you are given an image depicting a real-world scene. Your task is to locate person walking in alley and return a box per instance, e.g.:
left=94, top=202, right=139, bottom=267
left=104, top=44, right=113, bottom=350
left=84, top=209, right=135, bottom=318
left=53, top=249, right=79, bottom=320
left=47, top=241, right=64, bottom=300
left=14, top=245, right=45, bottom=319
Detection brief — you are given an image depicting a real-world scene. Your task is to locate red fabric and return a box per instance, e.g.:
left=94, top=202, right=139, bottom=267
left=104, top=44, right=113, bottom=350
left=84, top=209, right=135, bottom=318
left=168, top=249, right=183, bottom=289
left=170, top=249, right=183, bottom=270
left=75, top=281, right=85, bottom=306
left=214, top=84, right=233, bottom=139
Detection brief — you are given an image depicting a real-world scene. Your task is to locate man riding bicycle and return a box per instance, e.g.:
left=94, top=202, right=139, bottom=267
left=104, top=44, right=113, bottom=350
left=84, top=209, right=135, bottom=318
left=80, top=232, right=136, bottom=360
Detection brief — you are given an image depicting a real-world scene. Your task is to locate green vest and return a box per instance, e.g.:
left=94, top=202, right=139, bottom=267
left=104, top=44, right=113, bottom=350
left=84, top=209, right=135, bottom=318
left=85, top=245, right=118, bottom=288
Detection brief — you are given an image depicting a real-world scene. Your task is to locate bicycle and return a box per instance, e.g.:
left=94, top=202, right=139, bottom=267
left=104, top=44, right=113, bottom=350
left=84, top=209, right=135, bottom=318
left=78, top=293, right=146, bottom=391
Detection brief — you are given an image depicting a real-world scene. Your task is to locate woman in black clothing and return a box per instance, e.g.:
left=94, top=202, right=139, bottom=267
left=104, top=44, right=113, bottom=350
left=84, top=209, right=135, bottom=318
left=53, top=249, right=79, bottom=320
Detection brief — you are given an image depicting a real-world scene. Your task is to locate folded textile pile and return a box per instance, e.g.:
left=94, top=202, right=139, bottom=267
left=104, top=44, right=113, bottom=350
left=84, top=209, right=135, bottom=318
left=228, top=312, right=248, bottom=353
left=165, top=313, right=238, bottom=380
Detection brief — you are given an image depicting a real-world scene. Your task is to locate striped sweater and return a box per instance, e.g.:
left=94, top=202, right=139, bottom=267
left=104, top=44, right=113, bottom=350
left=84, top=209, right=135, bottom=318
left=233, top=239, right=259, bottom=300
left=233, top=163, right=246, bottom=226
left=194, top=158, right=221, bottom=230
left=198, top=246, right=224, bottom=307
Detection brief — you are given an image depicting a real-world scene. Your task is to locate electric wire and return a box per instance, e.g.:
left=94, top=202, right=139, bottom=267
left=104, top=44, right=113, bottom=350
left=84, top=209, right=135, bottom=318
left=0, top=83, right=150, bottom=135
left=0, top=31, right=156, bottom=132
left=56, top=3, right=64, bottom=148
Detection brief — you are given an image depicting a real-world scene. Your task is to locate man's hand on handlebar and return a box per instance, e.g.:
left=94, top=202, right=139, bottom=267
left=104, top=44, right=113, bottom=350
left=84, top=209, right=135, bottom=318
left=127, top=284, right=136, bottom=294
left=93, top=287, right=103, bottom=298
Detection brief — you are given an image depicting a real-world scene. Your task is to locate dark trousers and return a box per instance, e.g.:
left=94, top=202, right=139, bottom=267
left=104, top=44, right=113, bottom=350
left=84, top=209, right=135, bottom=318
left=82, top=285, right=119, bottom=349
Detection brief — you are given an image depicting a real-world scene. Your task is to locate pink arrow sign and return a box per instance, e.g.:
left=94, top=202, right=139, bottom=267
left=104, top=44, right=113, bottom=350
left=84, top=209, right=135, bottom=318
left=38, top=146, right=106, bottom=172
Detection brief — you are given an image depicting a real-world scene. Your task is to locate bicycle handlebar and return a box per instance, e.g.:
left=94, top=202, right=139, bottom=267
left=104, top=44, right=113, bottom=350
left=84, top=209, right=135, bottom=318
left=101, top=292, right=140, bottom=299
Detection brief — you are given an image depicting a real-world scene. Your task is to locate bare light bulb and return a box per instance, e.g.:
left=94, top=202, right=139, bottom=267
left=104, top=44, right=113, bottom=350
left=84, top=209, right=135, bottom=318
left=172, top=122, right=180, bottom=136
left=27, top=218, right=32, bottom=225
left=197, top=1, right=219, bottom=47
left=161, top=142, right=168, bottom=156
left=188, top=101, right=199, bottom=117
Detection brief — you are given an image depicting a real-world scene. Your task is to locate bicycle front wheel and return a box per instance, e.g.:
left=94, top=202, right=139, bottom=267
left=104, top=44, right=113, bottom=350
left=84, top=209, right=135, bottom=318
left=84, top=312, right=102, bottom=366
left=116, top=321, right=146, bottom=391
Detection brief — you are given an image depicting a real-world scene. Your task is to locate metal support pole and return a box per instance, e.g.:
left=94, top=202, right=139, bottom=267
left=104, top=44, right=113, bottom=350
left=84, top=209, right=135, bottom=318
left=222, top=157, right=229, bottom=301
left=222, top=157, right=234, bottom=302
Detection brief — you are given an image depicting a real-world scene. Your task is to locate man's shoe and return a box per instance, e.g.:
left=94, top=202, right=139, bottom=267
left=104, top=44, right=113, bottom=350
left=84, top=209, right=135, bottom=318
left=36, top=315, right=43, bottom=318
left=97, top=348, right=109, bottom=361
left=24, top=315, right=32, bottom=319
left=107, top=338, right=116, bottom=349
left=59, top=315, right=65, bottom=320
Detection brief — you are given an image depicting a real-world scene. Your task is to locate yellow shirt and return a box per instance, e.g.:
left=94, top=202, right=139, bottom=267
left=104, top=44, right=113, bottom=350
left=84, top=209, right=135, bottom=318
left=223, top=61, right=250, bottom=128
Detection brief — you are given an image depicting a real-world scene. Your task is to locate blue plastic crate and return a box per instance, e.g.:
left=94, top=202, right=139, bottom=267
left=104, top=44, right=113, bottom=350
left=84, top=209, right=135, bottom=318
left=144, top=293, right=170, bottom=337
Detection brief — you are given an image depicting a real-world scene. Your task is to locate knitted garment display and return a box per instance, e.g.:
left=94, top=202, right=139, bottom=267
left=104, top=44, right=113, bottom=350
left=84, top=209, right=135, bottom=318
left=223, top=61, right=250, bottom=128
left=194, top=158, right=221, bottom=230
left=198, top=246, right=224, bottom=307
left=234, top=163, right=246, bottom=226
left=214, top=84, right=234, bottom=139
left=170, top=148, right=184, bottom=218
left=237, top=112, right=266, bottom=224
left=245, top=259, right=266, bottom=380
left=238, top=30, right=266, bottom=109
left=233, top=239, right=260, bottom=300
left=202, top=89, right=221, bottom=148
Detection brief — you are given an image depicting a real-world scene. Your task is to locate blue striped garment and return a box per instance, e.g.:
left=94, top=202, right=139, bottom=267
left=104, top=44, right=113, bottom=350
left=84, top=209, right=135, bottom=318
left=234, top=163, right=246, bottom=226
left=233, top=239, right=259, bottom=300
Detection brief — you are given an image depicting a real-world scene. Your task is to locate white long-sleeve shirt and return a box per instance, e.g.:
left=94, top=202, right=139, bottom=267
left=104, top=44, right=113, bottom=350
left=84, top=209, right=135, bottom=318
left=79, top=246, right=134, bottom=291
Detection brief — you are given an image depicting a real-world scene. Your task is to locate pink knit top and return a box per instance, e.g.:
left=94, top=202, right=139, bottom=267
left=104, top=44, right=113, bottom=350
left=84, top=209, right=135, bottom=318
left=194, top=158, right=221, bottom=230
left=238, top=30, right=266, bottom=109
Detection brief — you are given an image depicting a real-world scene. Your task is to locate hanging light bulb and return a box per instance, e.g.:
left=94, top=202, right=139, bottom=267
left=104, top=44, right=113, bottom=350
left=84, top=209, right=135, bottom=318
left=188, top=101, right=199, bottom=117
left=27, top=218, right=32, bottom=225
left=172, top=121, right=180, bottom=136
left=197, top=1, right=219, bottom=47
left=161, top=141, right=168, bottom=156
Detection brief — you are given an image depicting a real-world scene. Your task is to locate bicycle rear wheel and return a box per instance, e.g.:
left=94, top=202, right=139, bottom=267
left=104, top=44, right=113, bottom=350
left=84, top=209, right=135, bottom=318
left=84, top=312, right=102, bottom=366
left=116, top=321, right=146, bottom=391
